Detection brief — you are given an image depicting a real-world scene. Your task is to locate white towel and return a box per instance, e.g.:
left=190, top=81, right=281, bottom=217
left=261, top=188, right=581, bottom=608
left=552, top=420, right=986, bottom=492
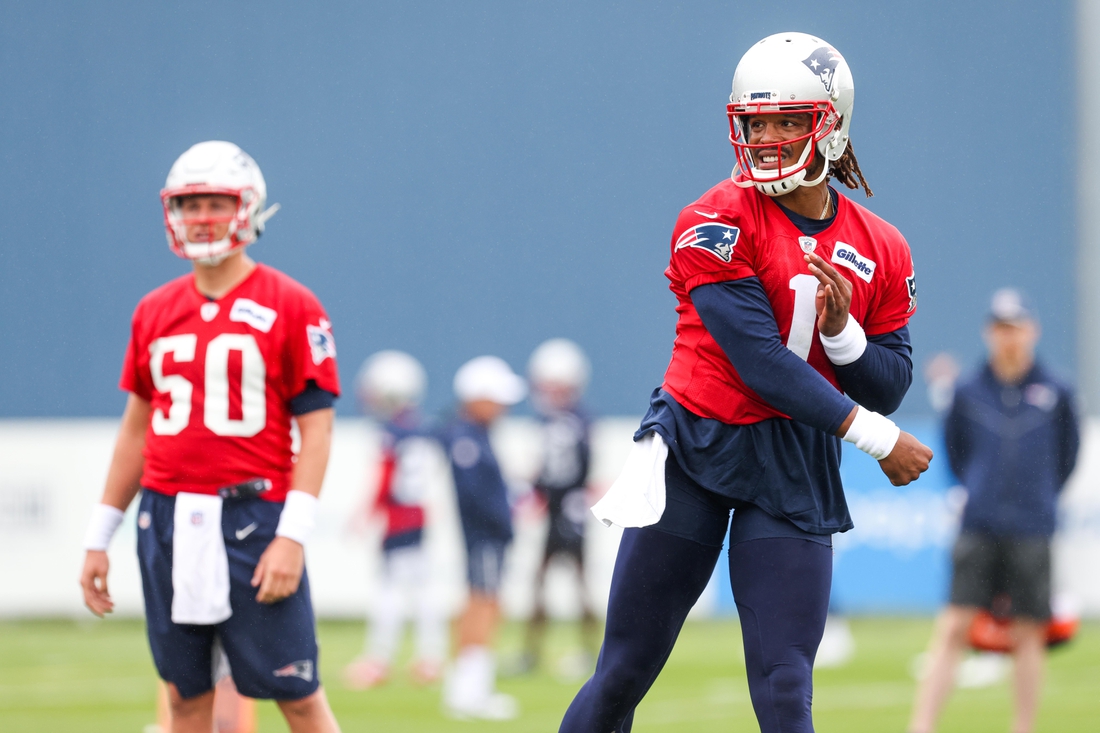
left=591, top=432, right=669, bottom=528
left=172, top=493, right=232, bottom=625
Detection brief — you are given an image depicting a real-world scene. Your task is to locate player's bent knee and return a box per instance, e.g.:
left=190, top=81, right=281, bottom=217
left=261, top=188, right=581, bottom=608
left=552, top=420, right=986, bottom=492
left=167, top=684, right=215, bottom=718
left=767, top=663, right=811, bottom=708
left=276, top=688, right=329, bottom=718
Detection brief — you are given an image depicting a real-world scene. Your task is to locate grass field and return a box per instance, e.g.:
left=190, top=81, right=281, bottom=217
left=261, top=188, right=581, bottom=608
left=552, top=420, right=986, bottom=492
left=1, top=618, right=1098, bottom=732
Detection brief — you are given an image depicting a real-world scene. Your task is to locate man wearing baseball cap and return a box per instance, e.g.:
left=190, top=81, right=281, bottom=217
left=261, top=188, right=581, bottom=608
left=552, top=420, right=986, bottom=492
left=439, top=356, right=526, bottom=720
left=909, top=289, right=1080, bottom=733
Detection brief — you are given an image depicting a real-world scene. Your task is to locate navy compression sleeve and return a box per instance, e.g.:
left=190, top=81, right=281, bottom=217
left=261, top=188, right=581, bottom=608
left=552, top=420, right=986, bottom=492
left=832, top=326, right=913, bottom=415
left=691, top=279, right=856, bottom=435
left=289, top=379, right=337, bottom=415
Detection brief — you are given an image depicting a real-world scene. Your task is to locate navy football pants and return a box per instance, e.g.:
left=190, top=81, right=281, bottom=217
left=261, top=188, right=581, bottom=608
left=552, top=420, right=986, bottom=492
left=559, top=519, right=832, bottom=732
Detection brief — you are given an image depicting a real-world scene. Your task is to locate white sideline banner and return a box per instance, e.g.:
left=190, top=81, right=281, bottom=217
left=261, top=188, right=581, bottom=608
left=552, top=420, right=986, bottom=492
left=0, top=417, right=667, bottom=620
left=2, top=417, right=1097, bottom=619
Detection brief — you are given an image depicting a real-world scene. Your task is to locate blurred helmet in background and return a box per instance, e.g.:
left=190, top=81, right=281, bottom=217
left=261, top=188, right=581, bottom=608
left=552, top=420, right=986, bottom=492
left=161, top=141, right=280, bottom=265
left=357, top=350, right=427, bottom=417
left=453, top=356, right=527, bottom=406
left=728, top=32, right=854, bottom=196
left=528, top=338, right=590, bottom=411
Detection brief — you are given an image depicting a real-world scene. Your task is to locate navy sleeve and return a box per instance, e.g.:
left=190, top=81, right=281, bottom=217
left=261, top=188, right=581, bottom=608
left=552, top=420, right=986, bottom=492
left=691, top=279, right=856, bottom=435
left=943, top=394, right=970, bottom=482
left=832, top=326, right=913, bottom=415
left=1057, top=392, right=1081, bottom=489
left=289, top=379, right=337, bottom=415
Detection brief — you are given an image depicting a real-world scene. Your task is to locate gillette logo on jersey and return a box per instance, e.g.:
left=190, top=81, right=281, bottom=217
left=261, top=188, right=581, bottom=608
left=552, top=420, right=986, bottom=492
left=120, top=264, right=340, bottom=501
left=674, top=224, right=741, bottom=263
left=831, top=243, right=876, bottom=282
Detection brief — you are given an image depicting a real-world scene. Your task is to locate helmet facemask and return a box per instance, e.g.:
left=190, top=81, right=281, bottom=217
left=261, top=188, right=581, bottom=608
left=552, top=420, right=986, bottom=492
left=162, top=186, right=266, bottom=265
left=728, top=98, right=840, bottom=196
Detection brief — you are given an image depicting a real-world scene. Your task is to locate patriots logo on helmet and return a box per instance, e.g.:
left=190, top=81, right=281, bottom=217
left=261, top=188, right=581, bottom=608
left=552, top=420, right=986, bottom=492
left=906, top=271, right=918, bottom=312
left=675, top=224, right=741, bottom=263
left=802, top=46, right=842, bottom=94
left=273, top=659, right=314, bottom=682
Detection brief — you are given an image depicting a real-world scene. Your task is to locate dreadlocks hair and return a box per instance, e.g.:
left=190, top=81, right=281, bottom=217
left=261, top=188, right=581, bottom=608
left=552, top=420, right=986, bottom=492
left=827, top=139, right=873, bottom=198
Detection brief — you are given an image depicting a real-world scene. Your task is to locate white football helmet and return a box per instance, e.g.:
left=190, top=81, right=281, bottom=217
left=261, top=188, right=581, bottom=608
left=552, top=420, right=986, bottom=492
left=160, top=141, right=280, bottom=264
left=528, top=338, right=590, bottom=392
left=357, top=350, right=428, bottom=417
left=728, top=32, right=854, bottom=196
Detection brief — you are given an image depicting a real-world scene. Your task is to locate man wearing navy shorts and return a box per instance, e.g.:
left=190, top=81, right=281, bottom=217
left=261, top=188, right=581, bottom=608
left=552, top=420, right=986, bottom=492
left=909, top=290, right=1079, bottom=733
left=79, top=141, right=342, bottom=732
left=439, top=356, right=527, bottom=720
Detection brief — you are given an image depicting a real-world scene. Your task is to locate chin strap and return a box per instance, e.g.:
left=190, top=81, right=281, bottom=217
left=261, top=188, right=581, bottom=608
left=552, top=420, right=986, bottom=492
left=801, top=157, right=829, bottom=187
left=732, top=145, right=830, bottom=196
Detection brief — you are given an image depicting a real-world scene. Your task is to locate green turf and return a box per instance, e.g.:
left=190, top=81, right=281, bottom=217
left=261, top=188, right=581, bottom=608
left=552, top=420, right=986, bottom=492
left=1, top=617, right=1097, bottom=731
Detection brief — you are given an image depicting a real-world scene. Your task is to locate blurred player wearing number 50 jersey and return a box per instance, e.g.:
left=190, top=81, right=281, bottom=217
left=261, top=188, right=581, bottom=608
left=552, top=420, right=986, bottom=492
left=562, top=33, right=932, bottom=733
left=79, top=141, right=342, bottom=733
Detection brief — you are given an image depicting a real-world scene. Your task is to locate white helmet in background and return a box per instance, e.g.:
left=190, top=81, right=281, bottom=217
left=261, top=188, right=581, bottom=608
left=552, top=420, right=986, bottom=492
left=453, top=356, right=527, bottom=406
left=160, top=141, right=280, bottom=264
left=357, top=350, right=428, bottom=416
left=728, top=32, right=854, bottom=196
left=528, top=338, right=590, bottom=393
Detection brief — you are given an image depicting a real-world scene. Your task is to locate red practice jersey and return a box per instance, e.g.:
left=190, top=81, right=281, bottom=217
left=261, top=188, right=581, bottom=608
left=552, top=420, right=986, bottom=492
left=662, top=180, right=916, bottom=425
left=371, top=427, right=431, bottom=540
left=121, top=263, right=341, bottom=501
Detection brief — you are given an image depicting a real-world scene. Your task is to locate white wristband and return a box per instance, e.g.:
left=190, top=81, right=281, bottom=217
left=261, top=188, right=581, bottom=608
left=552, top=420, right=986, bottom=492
left=819, top=314, right=867, bottom=366
left=275, top=490, right=318, bottom=546
left=842, top=406, right=900, bottom=460
left=83, top=504, right=125, bottom=551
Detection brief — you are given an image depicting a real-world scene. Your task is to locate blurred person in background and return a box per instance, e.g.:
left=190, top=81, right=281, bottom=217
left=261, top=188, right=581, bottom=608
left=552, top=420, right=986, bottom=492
left=439, top=356, right=527, bottom=720
left=561, top=33, right=932, bottom=733
left=510, top=339, right=597, bottom=678
left=78, top=141, right=342, bottom=733
left=343, top=351, right=447, bottom=689
left=908, top=289, right=1079, bottom=733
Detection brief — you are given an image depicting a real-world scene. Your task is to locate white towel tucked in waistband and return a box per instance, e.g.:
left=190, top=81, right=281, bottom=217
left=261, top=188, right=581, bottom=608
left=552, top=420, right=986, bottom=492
left=591, top=432, right=668, bottom=529
left=172, top=492, right=232, bottom=625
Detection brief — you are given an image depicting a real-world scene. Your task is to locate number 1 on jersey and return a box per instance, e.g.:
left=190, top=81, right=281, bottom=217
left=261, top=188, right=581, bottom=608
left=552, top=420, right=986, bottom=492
left=787, top=273, right=818, bottom=361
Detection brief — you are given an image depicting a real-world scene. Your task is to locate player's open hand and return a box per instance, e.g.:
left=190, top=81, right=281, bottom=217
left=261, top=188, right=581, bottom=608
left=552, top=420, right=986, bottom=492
left=878, top=431, right=933, bottom=486
left=252, top=536, right=305, bottom=604
left=80, top=550, right=113, bottom=617
left=805, top=252, right=852, bottom=337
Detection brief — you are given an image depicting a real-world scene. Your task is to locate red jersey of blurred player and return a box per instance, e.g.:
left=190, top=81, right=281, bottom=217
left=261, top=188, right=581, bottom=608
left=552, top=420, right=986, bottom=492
left=662, top=181, right=916, bottom=424
left=122, top=263, right=338, bottom=500
left=372, top=436, right=427, bottom=536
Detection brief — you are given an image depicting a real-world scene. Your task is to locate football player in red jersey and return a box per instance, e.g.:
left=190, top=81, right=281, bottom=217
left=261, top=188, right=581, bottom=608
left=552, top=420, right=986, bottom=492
left=561, top=33, right=932, bottom=733
left=79, top=141, right=342, bottom=733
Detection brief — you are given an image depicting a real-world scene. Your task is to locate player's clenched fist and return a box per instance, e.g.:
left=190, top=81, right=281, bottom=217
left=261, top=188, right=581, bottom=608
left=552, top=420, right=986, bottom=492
left=878, top=431, right=933, bottom=486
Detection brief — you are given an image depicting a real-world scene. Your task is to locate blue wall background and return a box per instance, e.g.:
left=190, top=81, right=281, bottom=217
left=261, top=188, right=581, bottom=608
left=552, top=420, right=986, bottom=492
left=0, top=0, right=1075, bottom=417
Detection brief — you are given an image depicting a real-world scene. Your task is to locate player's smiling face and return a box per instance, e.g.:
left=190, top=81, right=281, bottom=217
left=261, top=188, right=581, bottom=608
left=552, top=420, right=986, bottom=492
left=745, top=113, right=814, bottom=171
left=176, top=194, right=238, bottom=243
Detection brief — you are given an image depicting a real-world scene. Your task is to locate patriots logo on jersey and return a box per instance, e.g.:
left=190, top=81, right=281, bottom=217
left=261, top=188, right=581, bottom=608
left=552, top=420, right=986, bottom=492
left=307, top=320, right=336, bottom=365
left=802, top=46, right=842, bottom=94
left=675, top=223, right=741, bottom=263
left=906, top=271, right=918, bottom=312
